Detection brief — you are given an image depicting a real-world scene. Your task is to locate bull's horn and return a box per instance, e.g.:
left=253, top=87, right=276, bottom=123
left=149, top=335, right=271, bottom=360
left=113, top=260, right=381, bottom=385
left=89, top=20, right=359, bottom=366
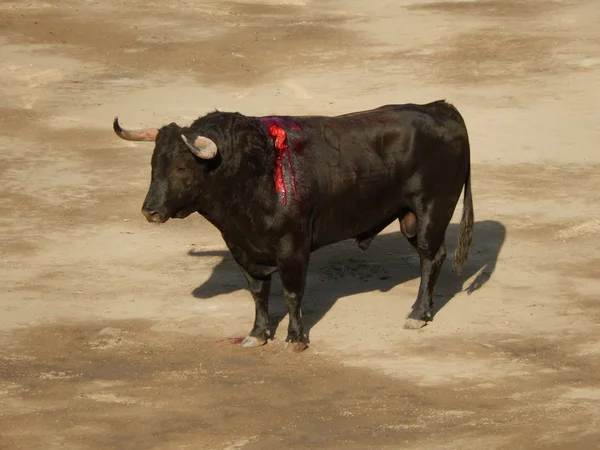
left=113, top=117, right=158, bottom=141
left=181, top=134, right=218, bottom=159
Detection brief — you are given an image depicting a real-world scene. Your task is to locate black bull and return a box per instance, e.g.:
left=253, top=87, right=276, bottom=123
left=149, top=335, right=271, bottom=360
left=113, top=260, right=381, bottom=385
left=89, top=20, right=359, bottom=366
left=113, top=100, right=474, bottom=352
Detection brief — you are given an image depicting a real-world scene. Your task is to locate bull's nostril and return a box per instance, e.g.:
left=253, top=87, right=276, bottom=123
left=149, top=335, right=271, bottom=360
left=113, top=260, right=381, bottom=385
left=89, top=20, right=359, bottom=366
left=142, top=207, right=166, bottom=223
left=142, top=208, right=159, bottom=221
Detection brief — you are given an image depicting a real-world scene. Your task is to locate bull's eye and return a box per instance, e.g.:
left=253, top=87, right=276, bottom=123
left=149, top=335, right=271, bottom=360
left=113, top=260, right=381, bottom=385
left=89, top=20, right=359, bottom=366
left=177, top=167, right=187, bottom=173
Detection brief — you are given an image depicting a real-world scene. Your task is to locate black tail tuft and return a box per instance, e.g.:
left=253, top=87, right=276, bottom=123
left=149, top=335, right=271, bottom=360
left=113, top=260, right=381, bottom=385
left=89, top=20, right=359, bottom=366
left=452, top=165, right=474, bottom=275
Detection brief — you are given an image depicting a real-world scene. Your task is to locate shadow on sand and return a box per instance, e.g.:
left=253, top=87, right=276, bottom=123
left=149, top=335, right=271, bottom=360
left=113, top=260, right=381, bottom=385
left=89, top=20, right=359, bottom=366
left=188, top=220, right=506, bottom=341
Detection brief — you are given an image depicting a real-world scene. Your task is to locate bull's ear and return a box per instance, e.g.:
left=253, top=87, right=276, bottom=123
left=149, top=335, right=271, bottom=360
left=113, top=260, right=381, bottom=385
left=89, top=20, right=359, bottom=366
left=180, top=134, right=218, bottom=160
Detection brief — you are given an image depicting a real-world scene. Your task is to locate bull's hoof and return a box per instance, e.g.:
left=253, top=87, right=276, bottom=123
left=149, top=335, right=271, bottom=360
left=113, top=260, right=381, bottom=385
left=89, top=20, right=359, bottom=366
left=240, top=335, right=267, bottom=348
left=285, top=341, right=308, bottom=353
left=403, top=318, right=428, bottom=330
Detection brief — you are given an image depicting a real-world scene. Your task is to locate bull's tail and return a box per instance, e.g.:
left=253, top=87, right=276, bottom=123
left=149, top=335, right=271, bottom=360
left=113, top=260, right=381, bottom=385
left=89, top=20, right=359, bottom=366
left=452, top=162, right=474, bottom=275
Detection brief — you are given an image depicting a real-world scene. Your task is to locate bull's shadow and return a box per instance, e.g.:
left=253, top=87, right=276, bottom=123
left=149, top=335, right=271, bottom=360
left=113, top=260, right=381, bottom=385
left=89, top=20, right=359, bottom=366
left=189, top=220, right=505, bottom=341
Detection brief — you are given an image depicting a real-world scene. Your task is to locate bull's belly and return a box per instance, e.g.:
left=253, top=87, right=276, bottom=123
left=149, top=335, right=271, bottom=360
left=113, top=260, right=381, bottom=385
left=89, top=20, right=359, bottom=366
left=310, top=197, right=405, bottom=250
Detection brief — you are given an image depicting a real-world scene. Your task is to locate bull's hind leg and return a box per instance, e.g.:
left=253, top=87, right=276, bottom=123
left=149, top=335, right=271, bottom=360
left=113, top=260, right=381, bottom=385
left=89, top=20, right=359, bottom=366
left=402, top=206, right=450, bottom=329
left=404, top=242, right=447, bottom=329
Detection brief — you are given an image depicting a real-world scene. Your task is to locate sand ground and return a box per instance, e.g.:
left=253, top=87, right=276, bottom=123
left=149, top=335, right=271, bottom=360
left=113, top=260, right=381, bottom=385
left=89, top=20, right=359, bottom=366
left=1, top=0, right=600, bottom=448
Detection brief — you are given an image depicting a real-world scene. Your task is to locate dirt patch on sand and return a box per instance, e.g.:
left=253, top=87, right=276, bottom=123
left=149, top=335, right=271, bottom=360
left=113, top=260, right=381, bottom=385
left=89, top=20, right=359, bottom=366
left=1, top=0, right=367, bottom=87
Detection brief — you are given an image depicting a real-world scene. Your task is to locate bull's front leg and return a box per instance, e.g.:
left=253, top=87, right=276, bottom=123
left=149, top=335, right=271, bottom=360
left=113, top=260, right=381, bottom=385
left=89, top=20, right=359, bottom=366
left=224, top=240, right=273, bottom=348
left=277, top=234, right=310, bottom=353
left=240, top=267, right=272, bottom=348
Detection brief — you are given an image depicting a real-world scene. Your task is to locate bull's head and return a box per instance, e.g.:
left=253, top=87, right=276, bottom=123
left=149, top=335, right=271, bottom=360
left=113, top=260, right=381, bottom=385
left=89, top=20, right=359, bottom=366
left=113, top=117, right=219, bottom=224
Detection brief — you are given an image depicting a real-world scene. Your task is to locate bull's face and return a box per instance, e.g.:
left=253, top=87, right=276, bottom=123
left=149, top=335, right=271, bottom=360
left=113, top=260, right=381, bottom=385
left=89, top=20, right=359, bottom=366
left=113, top=118, right=219, bottom=224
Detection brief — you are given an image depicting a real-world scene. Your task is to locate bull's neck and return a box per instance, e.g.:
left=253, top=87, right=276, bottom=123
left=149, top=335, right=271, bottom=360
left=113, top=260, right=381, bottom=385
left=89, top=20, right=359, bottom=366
left=195, top=118, right=282, bottom=232
left=196, top=166, right=273, bottom=233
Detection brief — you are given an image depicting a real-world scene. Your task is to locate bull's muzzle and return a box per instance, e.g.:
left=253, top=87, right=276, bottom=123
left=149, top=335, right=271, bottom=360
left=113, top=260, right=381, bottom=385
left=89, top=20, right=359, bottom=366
left=141, top=207, right=168, bottom=223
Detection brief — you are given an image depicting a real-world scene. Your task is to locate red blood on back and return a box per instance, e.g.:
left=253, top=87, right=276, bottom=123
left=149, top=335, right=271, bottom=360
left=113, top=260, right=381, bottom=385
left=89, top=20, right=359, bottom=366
left=261, top=118, right=303, bottom=207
